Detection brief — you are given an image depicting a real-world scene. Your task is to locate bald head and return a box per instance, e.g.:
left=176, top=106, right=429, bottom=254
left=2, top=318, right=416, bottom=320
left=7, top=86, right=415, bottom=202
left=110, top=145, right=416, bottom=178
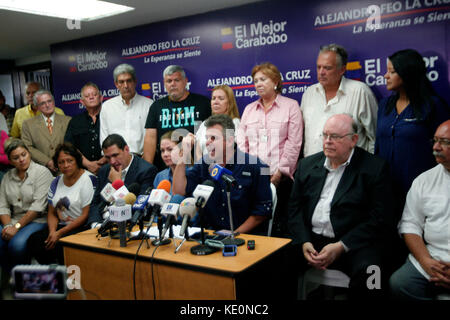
left=322, top=114, right=359, bottom=169
left=326, top=114, right=357, bottom=133
left=433, top=119, right=450, bottom=171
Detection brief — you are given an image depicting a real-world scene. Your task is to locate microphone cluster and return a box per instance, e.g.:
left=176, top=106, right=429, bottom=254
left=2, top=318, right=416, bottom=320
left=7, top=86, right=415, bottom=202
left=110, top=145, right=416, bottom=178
left=97, top=163, right=240, bottom=252
left=97, top=179, right=201, bottom=248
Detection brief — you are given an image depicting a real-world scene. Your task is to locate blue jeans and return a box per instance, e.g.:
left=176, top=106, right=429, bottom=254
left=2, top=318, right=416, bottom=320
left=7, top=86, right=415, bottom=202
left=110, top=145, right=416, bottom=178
left=0, top=222, right=47, bottom=272
left=389, top=257, right=448, bottom=300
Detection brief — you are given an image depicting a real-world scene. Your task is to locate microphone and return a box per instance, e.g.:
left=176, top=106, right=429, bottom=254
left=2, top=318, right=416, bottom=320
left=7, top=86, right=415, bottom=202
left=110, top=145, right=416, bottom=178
left=127, top=183, right=141, bottom=197
left=99, top=179, right=126, bottom=220
left=109, top=198, right=132, bottom=247
left=129, top=186, right=154, bottom=230
left=210, top=165, right=245, bottom=247
left=97, top=190, right=136, bottom=237
left=112, top=185, right=129, bottom=202
left=100, top=178, right=124, bottom=204
left=193, top=179, right=215, bottom=208
left=112, top=179, right=124, bottom=190
left=147, top=180, right=172, bottom=224
left=97, top=216, right=114, bottom=236
left=190, top=180, right=217, bottom=255
left=102, top=183, right=130, bottom=220
left=160, top=194, right=185, bottom=240
left=209, top=163, right=237, bottom=187
left=100, top=183, right=116, bottom=203
left=124, top=192, right=137, bottom=206
left=178, top=197, right=197, bottom=237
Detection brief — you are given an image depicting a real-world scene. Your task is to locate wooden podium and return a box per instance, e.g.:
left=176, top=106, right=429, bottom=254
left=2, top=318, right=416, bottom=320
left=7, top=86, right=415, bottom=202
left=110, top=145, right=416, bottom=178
left=60, top=229, right=291, bottom=300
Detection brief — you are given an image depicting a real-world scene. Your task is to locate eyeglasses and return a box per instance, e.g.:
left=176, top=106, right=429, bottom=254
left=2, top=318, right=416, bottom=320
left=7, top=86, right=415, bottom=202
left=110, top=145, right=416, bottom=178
left=321, top=132, right=354, bottom=141
left=431, top=137, right=450, bottom=147
left=37, top=99, right=54, bottom=107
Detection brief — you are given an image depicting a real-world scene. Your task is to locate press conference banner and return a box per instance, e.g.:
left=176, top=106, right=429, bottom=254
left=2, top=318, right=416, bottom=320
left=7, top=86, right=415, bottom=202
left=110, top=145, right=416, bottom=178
left=51, top=0, right=450, bottom=117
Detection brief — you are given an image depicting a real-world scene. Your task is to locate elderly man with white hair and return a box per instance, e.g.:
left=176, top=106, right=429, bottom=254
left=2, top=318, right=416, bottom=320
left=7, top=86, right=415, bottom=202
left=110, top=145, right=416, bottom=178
left=100, top=63, right=153, bottom=156
left=288, top=113, right=396, bottom=300
left=390, top=119, right=450, bottom=300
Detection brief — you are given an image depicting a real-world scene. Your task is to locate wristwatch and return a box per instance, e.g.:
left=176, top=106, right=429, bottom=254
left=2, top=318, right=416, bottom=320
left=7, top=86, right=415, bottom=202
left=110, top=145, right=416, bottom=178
left=14, top=222, right=21, bottom=230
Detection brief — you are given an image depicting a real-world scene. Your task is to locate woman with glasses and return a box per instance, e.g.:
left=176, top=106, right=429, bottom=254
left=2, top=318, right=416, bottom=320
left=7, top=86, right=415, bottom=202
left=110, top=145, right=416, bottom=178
left=375, top=49, right=450, bottom=209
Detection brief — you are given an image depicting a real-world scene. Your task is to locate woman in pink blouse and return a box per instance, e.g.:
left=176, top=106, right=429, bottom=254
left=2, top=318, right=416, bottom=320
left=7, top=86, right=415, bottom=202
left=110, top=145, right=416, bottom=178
left=237, top=62, right=303, bottom=236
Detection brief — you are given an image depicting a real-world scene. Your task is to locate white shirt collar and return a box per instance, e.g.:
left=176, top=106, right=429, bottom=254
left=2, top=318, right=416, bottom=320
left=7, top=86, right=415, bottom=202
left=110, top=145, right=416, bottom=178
left=42, top=113, right=55, bottom=124
left=121, top=93, right=137, bottom=106
left=316, top=76, right=347, bottom=96
left=121, top=155, right=134, bottom=179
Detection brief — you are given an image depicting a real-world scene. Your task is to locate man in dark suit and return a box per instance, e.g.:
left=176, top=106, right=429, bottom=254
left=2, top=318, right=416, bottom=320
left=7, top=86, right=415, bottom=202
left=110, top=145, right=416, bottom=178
left=87, top=134, right=157, bottom=228
left=21, top=90, right=71, bottom=175
left=288, top=113, right=396, bottom=299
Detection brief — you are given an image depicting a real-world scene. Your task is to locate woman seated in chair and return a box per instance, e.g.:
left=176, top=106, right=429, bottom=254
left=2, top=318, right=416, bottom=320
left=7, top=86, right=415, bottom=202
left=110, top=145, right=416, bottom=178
left=0, top=138, right=53, bottom=272
left=28, top=142, right=97, bottom=264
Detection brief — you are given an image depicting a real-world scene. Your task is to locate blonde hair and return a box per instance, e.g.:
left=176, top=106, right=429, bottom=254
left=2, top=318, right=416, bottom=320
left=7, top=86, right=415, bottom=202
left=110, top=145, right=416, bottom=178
left=211, top=85, right=240, bottom=119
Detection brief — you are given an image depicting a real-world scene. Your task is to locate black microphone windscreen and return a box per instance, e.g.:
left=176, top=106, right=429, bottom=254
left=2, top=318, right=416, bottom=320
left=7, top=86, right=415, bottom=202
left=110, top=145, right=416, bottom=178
left=128, top=183, right=141, bottom=195
left=202, top=179, right=215, bottom=187
left=144, top=185, right=154, bottom=195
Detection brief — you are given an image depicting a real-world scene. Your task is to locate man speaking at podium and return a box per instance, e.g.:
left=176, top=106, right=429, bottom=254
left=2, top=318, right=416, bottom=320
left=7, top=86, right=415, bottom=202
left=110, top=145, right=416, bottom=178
left=173, top=114, right=272, bottom=235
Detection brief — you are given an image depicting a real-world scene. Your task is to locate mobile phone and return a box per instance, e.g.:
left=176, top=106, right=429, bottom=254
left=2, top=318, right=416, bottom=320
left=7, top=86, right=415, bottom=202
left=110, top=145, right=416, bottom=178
left=12, top=265, right=67, bottom=300
left=222, top=244, right=237, bottom=257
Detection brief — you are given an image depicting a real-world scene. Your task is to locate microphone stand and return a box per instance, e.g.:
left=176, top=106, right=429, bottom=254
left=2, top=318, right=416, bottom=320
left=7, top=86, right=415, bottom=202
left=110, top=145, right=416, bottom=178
left=128, top=212, right=151, bottom=249
left=152, top=213, right=171, bottom=246
left=190, top=203, right=218, bottom=255
left=174, top=221, right=190, bottom=253
left=221, top=182, right=245, bottom=246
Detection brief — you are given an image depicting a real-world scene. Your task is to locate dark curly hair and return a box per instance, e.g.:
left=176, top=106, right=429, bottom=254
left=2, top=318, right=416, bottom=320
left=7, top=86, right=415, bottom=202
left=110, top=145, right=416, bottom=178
left=52, top=142, right=83, bottom=171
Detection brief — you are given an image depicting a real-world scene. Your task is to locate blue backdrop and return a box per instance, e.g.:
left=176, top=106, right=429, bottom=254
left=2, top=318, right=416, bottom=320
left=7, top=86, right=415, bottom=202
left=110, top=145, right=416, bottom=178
left=51, top=0, right=450, bottom=116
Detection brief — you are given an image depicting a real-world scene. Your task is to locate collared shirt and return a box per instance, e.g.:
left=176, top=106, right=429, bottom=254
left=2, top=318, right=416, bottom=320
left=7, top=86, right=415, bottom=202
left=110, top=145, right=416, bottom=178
left=399, top=164, right=450, bottom=280
left=100, top=93, right=153, bottom=155
left=121, top=155, right=134, bottom=181
left=185, top=149, right=272, bottom=232
left=42, top=113, right=55, bottom=128
left=0, top=161, right=54, bottom=224
left=10, top=104, right=65, bottom=138
left=153, top=167, right=173, bottom=191
left=311, top=149, right=354, bottom=240
left=301, top=76, right=378, bottom=157
left=236, top=94, right=303, bottom=179
left=375, top=96, right=450, bottom=195
left=153, top=167, right=194, bottom=195
left=64, top=110, right=102, bottom=161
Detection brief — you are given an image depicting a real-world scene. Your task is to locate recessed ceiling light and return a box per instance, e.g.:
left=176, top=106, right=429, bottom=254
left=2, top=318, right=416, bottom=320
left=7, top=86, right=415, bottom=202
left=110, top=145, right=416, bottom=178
left=0, top=0, right=134, bottom=21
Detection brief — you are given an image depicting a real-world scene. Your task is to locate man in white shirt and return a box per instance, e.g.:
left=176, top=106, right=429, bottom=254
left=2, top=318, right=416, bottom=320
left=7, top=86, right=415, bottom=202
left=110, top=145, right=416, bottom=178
left=300, top=44, right=378, bottom=156
left=100, top=64, right=153, bottom=155
left=288, top=114, right=395, bottom=299
left=390, top=119, right=450, bottom=300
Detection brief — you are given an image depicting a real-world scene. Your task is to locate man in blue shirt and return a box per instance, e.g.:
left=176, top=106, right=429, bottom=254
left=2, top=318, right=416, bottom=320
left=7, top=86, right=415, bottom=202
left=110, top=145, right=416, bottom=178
left=173, top=114, right=272, bottom=235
